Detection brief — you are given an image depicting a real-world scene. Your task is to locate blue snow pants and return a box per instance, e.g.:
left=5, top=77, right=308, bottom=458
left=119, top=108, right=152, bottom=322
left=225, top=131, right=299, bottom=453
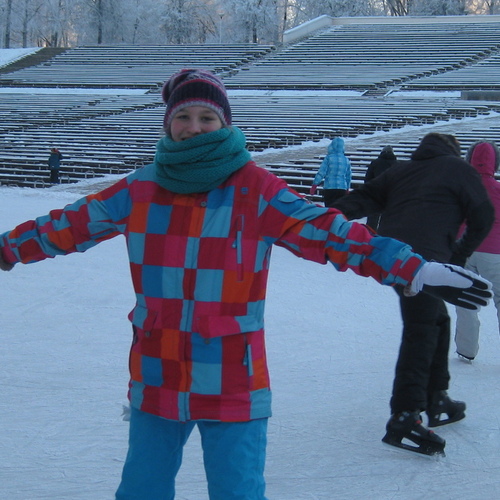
left=115, top=407, right=268, bottom=500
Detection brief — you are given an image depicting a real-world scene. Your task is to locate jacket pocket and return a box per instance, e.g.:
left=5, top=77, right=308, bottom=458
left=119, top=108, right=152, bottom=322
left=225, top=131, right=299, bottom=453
left=128, top=305, right=158, bottom=333
left=193, top=314, right=263, bottom=339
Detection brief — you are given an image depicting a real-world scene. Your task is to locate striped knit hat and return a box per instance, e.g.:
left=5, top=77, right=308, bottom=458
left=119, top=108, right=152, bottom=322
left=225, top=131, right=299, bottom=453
left=162, top=69, right=232, bottom=134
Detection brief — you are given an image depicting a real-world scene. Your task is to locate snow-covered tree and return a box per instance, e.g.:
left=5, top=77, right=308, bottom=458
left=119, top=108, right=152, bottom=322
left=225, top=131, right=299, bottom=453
left=0, top=0, right=498, bottom=48
left=471, top=0, right=500, bottom=14
left=410, top=0, right=467, bottom=14
left=2, top=0, right=13, bottom=48
left=385, top=0, right=412, bottom=15
left=216, top=0, right=279, bottom=43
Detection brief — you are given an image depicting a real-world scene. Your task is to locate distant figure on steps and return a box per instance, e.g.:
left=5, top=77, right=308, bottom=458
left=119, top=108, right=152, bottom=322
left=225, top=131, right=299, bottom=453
left=48, top=148, right=64, bottom=184
left=363, top=145, right=398, bottom=231
left=309, top=137, right=352, bottom=207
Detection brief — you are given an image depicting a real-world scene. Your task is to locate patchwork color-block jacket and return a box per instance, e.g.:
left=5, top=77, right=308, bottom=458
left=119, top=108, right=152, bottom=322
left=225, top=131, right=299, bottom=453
left=0, top=161, right=424, bottom=422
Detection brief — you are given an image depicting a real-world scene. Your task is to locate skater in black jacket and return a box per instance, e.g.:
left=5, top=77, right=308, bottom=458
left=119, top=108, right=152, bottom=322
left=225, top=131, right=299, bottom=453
left=333, top=133, right=495, bottom=456
left=363, top=145, right=398, bottom=231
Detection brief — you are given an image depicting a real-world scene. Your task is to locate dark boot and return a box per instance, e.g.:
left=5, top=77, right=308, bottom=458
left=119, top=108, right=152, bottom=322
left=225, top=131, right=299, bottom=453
left=427, top=390, right=466, bottom=427
left=382, top=410, right=445, bottom=456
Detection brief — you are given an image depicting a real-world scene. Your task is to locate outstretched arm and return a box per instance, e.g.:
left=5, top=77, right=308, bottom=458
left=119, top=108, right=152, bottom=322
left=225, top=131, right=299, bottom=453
left=0, top=177, right=130, bottom=266
left=259, top=173, right=492, bottom=310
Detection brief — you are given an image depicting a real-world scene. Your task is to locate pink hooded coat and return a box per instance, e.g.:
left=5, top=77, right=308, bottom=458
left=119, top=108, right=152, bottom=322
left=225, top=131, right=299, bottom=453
left=467, top=142, right=500, bottom=254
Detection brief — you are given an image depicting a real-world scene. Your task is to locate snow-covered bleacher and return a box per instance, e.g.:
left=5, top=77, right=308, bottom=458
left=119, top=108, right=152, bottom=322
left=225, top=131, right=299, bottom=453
left=402, top=52, right=500, bottom=90
left=268, top=122, right=500, bottom=202
left=0, top=93, right=160, bottom=132
left=0, top=44, right=275, bottom=88
left=2, top=91, right=499, bottom=188
left=224, top=21, right=500, bottom=91
left=1, top=17, right=500, bottom=188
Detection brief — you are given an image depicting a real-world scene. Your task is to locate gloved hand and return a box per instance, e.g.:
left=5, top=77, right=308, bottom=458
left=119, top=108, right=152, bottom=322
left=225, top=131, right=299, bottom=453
left=309, top=185, right=317, bottom=196
left=0, top=251, right=14, bottom=271
left=406, top=262, right=492, bottom=310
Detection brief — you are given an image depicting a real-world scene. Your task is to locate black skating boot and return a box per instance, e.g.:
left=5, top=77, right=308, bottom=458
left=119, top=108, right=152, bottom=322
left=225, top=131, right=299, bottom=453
left=382, top=410, right=446, bottom=456
left=426, top=390, right=466, bottom=428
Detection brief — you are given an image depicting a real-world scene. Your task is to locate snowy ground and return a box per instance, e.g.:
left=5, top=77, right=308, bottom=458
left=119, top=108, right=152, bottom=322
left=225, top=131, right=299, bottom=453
left=1, top=47, right=500, bottom=500
left=1, top=176, right=500, bottom=500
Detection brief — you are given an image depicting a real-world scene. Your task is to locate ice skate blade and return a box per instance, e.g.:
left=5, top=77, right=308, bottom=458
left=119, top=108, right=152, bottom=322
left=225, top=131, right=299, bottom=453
left=382, top=434, right=446, bottom=457
left=427, top=411, right=466, bottom=428
left=382, top=438, right=446, bottom=458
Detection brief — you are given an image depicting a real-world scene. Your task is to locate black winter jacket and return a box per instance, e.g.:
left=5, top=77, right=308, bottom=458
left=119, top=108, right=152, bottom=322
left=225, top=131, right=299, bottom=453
left=333, top=134, right=494, bottom=264
left=364, top=148, right=398, bottom=182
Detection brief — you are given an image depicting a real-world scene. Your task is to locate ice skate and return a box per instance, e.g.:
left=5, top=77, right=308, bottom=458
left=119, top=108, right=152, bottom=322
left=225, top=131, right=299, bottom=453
left=382, top=411, right=446, bottom=456
left=427, top=390, right=466, bottom=427
left=457, top=352, right=474, bottom=363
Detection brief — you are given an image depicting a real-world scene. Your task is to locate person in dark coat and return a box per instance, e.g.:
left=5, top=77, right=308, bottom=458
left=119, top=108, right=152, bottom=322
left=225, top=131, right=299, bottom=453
left=48, top=148, right=63, bottom=184
left=364, top=145, right=398, bottom=231
left=333, top=132, right=494, bottom=455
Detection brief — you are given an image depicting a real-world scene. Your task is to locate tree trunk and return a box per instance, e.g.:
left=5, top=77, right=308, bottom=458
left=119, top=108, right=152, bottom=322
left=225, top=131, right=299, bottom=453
left=97, top=0, right=103, bottom=44
left=4, top=0, right=13, bottom=48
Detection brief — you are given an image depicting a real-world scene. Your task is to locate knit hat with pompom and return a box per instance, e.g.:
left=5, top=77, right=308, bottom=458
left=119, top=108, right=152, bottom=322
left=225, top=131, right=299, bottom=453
left=162, top=69, right=232, bottom=135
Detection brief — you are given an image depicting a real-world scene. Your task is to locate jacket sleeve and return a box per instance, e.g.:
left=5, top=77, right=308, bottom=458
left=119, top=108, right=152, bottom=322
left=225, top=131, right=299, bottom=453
left=259, top=174, right=424, bottom=287
left=364, top=161, right=375, bottom=182
left=312, top=157, right=328, bottom=186
left=0, top=177, right=131, bottom=265
left=451, top=199, right=494, bottom=266
left=331, top=175, right=388, bottom=220
left=345, top=158, right=352, bottom=188
left=449, top=163, right=495, bottom=265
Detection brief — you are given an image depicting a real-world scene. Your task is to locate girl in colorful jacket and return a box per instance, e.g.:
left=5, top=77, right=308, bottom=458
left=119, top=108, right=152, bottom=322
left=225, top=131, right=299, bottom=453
left=455, top=141, right=500, bottom=361
left=309, top=136, right=352, bottom=207
left=0, top=69, right=490, bottom=500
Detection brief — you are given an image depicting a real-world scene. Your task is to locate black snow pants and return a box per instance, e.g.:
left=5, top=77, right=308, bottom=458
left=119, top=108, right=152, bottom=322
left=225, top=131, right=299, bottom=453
left=390, top=286, right=451, bottom=414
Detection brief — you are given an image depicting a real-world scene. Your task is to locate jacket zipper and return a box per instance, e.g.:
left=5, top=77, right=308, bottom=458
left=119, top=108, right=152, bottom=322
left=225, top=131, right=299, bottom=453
left=234, top=215, right=244, bottom=282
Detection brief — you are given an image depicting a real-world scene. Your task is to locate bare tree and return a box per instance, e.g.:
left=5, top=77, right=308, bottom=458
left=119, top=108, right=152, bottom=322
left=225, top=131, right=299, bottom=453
left=410, top=0, right=467, bottom=14
left=0, top=0, right=497, bottom=48
left=305, top=0, right=375, bottom=17
left=35, top=0, right=60, bottom=47
left=386, top=0, right=412, bottom=15
left=4, top=0, right=13, bottom=48
left=219, top=0, right=279, bottom=43
left=474, top=0, right=500, bottom=13
left=93, top=0, right=104, bottom=44
left=157, top=0, right=218, bottom=44
left=19, top=0, right=43, bottom=47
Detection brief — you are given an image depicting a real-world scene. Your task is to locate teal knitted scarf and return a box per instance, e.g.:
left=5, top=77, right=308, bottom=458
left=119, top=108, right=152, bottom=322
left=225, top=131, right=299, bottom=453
left=154, top=126, right=251, bottom=194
